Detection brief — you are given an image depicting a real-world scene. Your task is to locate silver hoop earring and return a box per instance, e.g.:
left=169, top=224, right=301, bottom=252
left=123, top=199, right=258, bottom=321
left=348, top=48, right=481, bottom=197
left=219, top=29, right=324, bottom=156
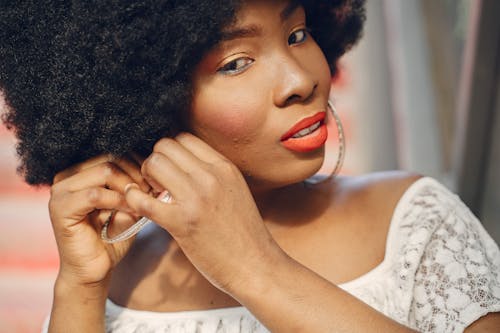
left=304, top=99, right=345, bottom=185
left=101, top=191, right=172, bottom=243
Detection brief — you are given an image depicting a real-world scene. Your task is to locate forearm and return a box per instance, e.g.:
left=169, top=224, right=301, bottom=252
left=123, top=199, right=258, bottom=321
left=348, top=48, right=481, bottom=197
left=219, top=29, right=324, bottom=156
left=233, top=250, right=417, bottom=333
left=48, top=276, right=109, bottom=333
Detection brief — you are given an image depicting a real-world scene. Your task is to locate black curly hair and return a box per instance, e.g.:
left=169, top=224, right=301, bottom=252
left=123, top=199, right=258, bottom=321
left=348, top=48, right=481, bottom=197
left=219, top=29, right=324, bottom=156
left=0, top=0, right=365, bottom=185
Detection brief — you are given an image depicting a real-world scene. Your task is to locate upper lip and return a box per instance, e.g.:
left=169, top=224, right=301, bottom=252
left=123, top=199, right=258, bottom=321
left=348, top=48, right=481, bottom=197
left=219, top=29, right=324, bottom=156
left=280, top=112, right=326, bottom=141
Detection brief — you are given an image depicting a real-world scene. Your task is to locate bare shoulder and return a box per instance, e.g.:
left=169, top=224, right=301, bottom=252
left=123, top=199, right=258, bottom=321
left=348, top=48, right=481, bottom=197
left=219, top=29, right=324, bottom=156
left=330, top=171, right=423, bottom=253
left=336, top=170, right=422, bottom=223
left=335, top=170, right=422, bottom=208
left=338, top=170, right=422, bottom=191
left=292, top=171, right=424, bottom=283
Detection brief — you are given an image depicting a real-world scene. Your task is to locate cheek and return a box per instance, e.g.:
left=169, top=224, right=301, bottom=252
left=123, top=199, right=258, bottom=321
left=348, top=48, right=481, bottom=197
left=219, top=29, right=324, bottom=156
left=190, top=89, right=264, bottom=141
left=204, top=105, right=250, bottom=138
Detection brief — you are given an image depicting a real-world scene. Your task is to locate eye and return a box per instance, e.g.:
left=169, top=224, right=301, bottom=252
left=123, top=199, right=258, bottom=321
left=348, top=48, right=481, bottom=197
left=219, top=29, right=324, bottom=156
left=217, top=57, right=254, bottom=75
left=288, top=28, right=307, bottom=45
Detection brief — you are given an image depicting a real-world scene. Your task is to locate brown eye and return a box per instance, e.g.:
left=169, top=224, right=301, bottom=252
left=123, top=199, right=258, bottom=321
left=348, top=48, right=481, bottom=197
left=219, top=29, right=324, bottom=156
left=288, top=28, right=307, bottom=45
left=217, top=57, right=254, bottom=75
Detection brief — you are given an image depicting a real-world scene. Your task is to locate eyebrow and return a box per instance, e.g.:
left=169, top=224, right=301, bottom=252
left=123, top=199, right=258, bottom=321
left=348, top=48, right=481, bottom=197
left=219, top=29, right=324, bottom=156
left=281, top=0, right=301, bottom=21
left=220, top=0, right=302, bottom=42
left=220, top=25, right=262, bottom=41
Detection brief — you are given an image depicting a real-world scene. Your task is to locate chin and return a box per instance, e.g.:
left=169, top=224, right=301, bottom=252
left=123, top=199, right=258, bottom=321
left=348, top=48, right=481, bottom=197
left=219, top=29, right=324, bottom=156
left=246, top=148, right=325, bottom=191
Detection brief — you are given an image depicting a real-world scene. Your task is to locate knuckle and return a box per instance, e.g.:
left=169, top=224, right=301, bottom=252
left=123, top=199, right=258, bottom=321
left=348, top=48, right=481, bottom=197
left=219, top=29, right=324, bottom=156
left=153, top=137, right=174, bottom=152
left=53, top=171, right=64, bottom=184
left=86, top=188, right=102, bottom=205
left=175, top=132, right=192, bottom=143
left=50, top=182, right=62, bottom=197
left=101, top=162, right=119, bottom=180
left=48, top=196, right=58, bottom=214
left=142, top=153, right=158, bottom=173
left=202, top=172, right=219, bottom=190
left=218, top=158, right=236, bottom=174
left=176, top=210, right=199, bottom=237
left=48, top=191, right=69, bottom=220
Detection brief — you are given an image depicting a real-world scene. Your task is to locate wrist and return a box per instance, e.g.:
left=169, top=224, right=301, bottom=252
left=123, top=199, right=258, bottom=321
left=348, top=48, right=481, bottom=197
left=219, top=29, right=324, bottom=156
left=54, top=272, right=110, bottom=302
left=228, top=241, right=294, bottom=304
left=49, top=275, right=109, bottom=333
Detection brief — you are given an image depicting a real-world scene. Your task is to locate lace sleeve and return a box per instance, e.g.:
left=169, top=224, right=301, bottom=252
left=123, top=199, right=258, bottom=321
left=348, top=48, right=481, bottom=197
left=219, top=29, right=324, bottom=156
left=408, top=179, right=500, bottom=332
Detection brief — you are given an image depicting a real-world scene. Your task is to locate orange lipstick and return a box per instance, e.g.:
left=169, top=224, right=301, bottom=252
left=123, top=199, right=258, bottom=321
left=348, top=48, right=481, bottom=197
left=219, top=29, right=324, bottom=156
left=281, top=112, right=328, bottom=153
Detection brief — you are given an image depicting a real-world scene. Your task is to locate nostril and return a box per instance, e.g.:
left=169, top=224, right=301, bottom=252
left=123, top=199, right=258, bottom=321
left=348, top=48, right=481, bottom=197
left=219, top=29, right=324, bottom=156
left=285, top=94, right=302, bottom=106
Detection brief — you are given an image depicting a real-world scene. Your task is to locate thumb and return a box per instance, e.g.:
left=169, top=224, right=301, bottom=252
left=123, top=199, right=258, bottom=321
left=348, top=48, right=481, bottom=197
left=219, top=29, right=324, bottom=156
left=123, top=183, right=183, bottom=235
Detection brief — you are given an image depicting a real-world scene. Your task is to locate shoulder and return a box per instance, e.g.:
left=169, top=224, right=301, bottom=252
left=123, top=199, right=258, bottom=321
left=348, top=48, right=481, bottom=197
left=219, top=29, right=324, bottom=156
left=336, top=170, right=423, bottom=198
left=331, top=170, right=423, bottom=229
left=303, top=171, right=422, bottom=283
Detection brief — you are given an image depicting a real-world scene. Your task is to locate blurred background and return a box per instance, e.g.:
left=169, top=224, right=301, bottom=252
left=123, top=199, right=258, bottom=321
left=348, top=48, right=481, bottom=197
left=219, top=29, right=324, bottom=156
left=1, top=0, right=499, bottom=331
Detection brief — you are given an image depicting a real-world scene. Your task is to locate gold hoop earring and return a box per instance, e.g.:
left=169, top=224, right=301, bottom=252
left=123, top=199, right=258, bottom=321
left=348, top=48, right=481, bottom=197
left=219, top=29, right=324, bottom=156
left=304, top=99, right=345, bottom=185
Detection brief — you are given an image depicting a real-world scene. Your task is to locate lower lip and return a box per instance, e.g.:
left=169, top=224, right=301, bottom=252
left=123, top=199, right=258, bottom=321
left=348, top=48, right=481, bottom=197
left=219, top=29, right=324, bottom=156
left=281, top=124, right=328, bottom=153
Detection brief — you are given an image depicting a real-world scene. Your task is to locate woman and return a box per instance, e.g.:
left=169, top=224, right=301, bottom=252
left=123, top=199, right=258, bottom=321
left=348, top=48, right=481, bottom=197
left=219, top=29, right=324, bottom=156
left=1, top=1, right=499, bottom=332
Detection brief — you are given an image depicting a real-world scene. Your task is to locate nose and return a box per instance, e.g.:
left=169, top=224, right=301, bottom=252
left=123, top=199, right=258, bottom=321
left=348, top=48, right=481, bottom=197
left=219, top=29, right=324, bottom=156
left=273, top=55, right=318, bottom=107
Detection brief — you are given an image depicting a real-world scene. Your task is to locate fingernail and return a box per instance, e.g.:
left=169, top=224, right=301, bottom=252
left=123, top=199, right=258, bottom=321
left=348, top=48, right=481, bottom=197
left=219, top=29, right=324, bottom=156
left=124, top=182, right=139, bottom=193
left=157, top=190, right=172, bottom=203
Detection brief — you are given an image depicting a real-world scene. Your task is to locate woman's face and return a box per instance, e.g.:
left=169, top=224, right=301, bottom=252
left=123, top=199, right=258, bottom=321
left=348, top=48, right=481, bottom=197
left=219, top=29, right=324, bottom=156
left=189, top=0, right=331, bottom=191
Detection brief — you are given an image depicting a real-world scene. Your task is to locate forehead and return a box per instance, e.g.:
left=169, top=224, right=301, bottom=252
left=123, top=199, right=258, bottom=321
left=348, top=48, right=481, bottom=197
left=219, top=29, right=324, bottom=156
left=229, top=0, right=300, bottom=25
left=220, top=0, right=302, bottom=39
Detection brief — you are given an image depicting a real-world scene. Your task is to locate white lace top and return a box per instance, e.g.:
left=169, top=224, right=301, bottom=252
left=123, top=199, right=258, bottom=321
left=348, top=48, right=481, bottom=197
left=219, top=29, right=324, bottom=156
left=42, top=177, right=500, bottom=332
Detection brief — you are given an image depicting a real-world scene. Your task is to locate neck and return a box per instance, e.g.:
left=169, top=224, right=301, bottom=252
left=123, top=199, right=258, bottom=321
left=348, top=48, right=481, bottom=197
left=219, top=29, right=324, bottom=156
left=250, top=181, right=308, bottom=220
left=250, top=177, right=341, bottom=229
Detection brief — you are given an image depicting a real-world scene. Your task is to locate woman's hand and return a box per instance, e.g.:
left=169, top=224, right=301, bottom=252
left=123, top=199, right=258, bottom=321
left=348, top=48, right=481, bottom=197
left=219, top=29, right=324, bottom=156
left=124, top=133, right=283, bottom=294
left=48, top=154, right=150, bottom=288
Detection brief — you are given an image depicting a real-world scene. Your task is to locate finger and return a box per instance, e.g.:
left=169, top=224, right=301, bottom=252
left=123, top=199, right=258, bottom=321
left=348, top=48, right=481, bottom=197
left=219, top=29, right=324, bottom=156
left=50, top=187, right=131, bottom=228
left=174, top=132, right=229, bottom=164
left=89, top=208, right=140, bottom=229
left=88, top=209, right=110, bottom=229
left=112, top=156, right=151, bottom=193
left=54, top=154, right=150, bottom=194
left=96, top=210, right=142, bottom=239
left=124, top=184, right=184, bottom=236
left=141, top=152, right=193, bottom=199
left=55, top=162, right=137, bottom=194
left=152, top=137, right=207, bottom=175
left=53, top=154, right=113, bottom=184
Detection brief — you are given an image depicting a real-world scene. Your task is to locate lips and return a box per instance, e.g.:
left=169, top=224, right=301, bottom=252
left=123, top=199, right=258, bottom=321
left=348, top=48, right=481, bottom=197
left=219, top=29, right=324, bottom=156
left=281, top=112, right=328, bottom=153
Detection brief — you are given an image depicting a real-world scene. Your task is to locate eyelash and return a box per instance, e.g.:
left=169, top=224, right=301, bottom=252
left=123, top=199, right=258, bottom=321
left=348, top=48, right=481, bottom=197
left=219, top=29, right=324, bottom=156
left=288, top=28, right=308, bottom=45
left=217, top=27, right=308, bottom=76
left=217, top=57, right=254, bottom=75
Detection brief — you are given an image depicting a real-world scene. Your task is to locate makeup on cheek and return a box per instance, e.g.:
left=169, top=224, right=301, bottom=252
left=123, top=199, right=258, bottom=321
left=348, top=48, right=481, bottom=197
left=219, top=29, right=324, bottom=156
left=192, top=94, right=264, bottom=139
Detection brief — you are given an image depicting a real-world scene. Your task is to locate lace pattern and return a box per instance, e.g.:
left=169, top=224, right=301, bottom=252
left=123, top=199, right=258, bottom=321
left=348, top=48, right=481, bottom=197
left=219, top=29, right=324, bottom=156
left=406, top=181, right=500, bottom=332
left=324, top=178, right=499, bottom=332
left=104, top=302, right=268, bottom=333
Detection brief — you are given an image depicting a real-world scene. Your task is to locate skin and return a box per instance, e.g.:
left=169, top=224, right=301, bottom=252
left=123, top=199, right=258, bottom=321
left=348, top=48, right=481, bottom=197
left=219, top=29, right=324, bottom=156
left=47, top=1, right=499, bottom=332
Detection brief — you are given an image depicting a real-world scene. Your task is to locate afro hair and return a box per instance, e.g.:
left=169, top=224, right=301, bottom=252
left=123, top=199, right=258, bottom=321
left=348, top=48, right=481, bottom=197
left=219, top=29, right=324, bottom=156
left=0, top=0, right=365, bottom=185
